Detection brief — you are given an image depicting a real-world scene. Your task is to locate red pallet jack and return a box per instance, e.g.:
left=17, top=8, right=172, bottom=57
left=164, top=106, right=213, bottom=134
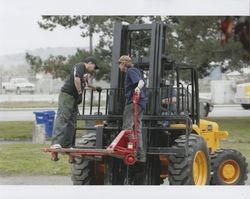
left=43, top=93, right=140, bottom=165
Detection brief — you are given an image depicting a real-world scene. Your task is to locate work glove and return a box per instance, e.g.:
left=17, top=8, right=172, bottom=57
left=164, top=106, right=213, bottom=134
left=76, top=94, right=83, bottom=105
left=135, top=87, right=141, bottom=94
left=96, top=86, right=102, bottom=92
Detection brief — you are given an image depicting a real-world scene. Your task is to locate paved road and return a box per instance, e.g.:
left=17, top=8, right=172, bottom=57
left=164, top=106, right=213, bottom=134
left=0, top=105, right=249, bottom=121
left=0, top=174, right=249, bottom=185
left=0, top=107, right=107, bottom=121
left=0, top=107, right=57, bottom=121
left=208, top=105, right=250, bottom=117
left=0, top=175, right=72, bottom=185
left=0, top=94, right=58, bottom=103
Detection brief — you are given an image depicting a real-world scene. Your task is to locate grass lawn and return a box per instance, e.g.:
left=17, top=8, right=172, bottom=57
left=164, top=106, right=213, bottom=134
left=0, top=121, right=34, bottom=139
left=0, top=117, right=249, bottom=176
left=0, top=121, right=86, bottom=139
left=208, top=117, right=250, bottom=163
left=209, top=117, right=250, bottom=143
left=0, top=101, right=105, bottom=108
left=0, top=120, right=87, bottom=176
left=0, top=101, right=58, bottom=108
left=0, top=143, right=71, bottom=176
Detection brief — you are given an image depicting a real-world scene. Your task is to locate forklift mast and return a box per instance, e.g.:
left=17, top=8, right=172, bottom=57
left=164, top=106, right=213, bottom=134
left=109, top=23, right=167, bottom=116
left=108, top=22, right=200, bottom=124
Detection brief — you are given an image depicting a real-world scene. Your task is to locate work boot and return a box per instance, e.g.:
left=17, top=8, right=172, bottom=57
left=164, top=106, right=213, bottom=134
left=50, top=144, right=62, bottom=149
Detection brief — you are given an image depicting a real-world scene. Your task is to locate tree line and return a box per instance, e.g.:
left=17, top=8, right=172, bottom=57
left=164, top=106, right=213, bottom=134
left=25, top=16, right=249, bottom=81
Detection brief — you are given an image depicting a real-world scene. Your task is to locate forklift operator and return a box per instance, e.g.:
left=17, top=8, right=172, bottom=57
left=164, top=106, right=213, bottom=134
left=161, top=80, right=177, bottom=112
left=118, top=55, right=147, bottom=162
left=161, top=80, right=177, bottom=127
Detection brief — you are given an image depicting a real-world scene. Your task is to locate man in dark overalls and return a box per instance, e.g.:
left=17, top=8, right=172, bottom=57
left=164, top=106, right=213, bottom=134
left=51, top=56, right=102, bottom=149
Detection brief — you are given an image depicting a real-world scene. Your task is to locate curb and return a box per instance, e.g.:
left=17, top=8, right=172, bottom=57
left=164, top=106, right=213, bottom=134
left=0, top=138, right=32, bottom=142
left=0, top=107, right=57, bottom=111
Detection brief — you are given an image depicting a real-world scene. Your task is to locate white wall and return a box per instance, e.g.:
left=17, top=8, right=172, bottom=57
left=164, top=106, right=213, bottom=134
left=211, top=80, right=235, bottom=104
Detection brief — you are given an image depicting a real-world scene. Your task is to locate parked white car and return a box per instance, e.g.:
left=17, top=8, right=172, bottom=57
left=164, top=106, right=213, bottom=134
left=2, top=78, right=35, bottom=94
left=199, top=95, right=214, bottom=117
left=234, top=82, right=250, bottom=109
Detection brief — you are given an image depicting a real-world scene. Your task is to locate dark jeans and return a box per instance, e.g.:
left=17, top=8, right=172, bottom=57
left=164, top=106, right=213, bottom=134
left=52, top=92, right=78, bottom=148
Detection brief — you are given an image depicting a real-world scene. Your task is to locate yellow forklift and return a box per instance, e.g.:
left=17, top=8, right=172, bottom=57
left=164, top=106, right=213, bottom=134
left=45, top=22, right=248, bottom=185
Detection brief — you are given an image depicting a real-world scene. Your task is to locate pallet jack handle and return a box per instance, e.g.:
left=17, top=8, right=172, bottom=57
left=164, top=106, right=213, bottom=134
left=132, top=92, right=139, bottom=151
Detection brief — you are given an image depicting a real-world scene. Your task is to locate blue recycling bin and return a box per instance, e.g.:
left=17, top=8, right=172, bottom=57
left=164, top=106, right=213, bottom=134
left=33, top=112, right=46, bottom=124
left=33, top=111, right=56, bottom=137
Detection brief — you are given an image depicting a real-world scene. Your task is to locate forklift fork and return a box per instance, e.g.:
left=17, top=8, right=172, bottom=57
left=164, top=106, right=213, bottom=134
left=44, top=93, right=140, bottom=165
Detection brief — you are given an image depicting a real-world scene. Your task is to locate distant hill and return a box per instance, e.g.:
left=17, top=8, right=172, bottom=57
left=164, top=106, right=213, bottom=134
left=0, top=47, right=86, bottom=70
left=26, top=47, right=85, bottom=59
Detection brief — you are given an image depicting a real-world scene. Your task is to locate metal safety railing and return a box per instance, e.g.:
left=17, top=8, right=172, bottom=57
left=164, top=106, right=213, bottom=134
left=79, top=87, right=192, bottom=118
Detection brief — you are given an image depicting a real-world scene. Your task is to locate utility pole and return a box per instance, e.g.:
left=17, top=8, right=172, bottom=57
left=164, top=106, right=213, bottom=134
left=89, top=16, right=94, bottom=55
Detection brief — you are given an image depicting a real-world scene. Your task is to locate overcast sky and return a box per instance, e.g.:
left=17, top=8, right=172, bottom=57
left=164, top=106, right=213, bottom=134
left=0, top=15, right=93, bottom=56
left=0, top=0, right=249, bottom=56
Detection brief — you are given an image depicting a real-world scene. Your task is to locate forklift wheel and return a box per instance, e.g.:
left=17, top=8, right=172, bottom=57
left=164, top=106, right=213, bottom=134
left=71, top=133, right=104, bottom=185
left=168, top=134, right=211, bottom=185
left=241, top=104, right=250, bottom=110
left=210, top=149, right=248, bottom=185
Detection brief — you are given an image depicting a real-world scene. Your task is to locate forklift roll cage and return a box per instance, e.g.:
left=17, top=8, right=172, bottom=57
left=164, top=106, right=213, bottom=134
left=79, top=23, right=200, bottom=119
left=74, top=22, right=200, bottom=158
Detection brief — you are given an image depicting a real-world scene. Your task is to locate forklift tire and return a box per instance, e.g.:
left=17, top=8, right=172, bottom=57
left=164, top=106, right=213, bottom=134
left=71, top=133, right=104, bottom=185
left=134, top=155, right=161, bottom=185
left=210, top=149, right=248, bottom=185
left=241, top=104, right=250, bottom=110
left=168, top=134, right=211, bottom=185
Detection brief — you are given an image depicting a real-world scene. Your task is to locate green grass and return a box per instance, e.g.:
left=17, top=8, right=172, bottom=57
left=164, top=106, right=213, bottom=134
left=208, top=117, right=250, bottom=163
left=208, top=117, right=250, bottom=143
left=0, top=101, right=58, bottom=108
left=0, top=121, right=87, bottom=176
left=0, top=143, right=71, bottom=176
left=0, top=117, right=249, bottom=176
left=0, top=121, right=86, bottom=139
left=0, top=121, right=34, bottom=139
left=0, top=101, right=105, bottom=108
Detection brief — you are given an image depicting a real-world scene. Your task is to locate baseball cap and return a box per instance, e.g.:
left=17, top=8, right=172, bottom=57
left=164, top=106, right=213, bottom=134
left=84, top=56, right=99, bottom=69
